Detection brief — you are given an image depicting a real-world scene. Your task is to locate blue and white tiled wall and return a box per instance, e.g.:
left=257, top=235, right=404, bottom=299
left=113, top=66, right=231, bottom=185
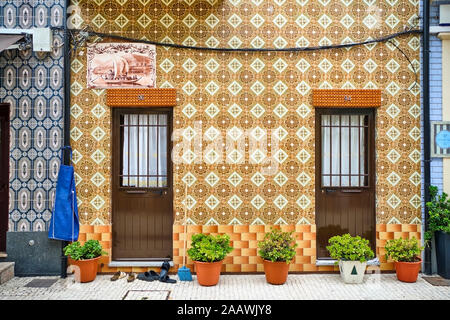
left=0, top=0, right=65, bottom=232
left=429, top=1, right=444, bottom=193
left=429, top=33, right=443, bottom=193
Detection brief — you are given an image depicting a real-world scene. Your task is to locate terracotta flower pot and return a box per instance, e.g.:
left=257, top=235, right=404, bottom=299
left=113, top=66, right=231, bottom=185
left=394, top=259, right=421, bottom=283
left=68, top=256, right=100, bottom=283
left=263, top=260, right=290, bottom=285
left=194, top=260, right=223, bottom=286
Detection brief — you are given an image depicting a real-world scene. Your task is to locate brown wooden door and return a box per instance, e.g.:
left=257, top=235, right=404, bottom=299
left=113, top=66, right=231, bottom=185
left=112, top=108, right=173, bottom=261
left=315, top=108, right=376, bottom=258
left=0, top=103, right=10, bottom=252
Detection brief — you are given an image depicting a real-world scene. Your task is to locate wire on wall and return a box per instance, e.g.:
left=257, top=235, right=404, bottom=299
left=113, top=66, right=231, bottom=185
left=58, top=25, right=423, bottom=92
left=64, top=26, right=421, bottom=53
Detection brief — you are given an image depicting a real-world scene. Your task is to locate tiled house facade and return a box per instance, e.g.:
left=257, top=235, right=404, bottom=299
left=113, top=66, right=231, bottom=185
left=0, top=0, right=66, bottom=275
left=67, top=0, right=423, bottom=274
left=427, top=0, right=450, bottom=274
left=1, top=1, right=65, bottom=233
left=0, top=1, right=64, bottom=232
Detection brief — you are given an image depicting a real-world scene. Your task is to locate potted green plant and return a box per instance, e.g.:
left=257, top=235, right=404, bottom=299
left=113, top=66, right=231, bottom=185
left=64, top=240, right=106, bottom=283
left=258, top=228, right=297, bottom=285
left=385, top=237, right=423, bottom=283
left=425, top=185, right=450, bottom=279
left=326, top=233, right=374, bottom=284
left=187, top=233, right=233, bottom=286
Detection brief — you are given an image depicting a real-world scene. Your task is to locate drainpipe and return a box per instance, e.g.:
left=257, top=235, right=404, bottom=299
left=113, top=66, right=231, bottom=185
left=60, top=0, right=72, bottom=279
left=422, top=0, right=432, bottom=276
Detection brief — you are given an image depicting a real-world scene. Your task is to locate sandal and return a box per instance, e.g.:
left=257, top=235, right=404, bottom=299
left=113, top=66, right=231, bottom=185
left=137, top=270, right=159, bottom=282
left=127, top=273, right=136, bottom=283
left=159, top=261, right=177, bottom=284
left=159, top=274, right=177, bottom=284
left=111, top=271, right=127, bottom=281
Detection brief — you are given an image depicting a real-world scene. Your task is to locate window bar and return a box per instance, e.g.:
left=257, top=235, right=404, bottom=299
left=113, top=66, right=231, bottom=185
left=127, top=115, right=130, bottom=187
left=339, top=115, right=342, bottom=187
left=147, top=114, right=150, bottom=189
left=365, top=116, right=369, bottom=186
left=137, top=114, right=140, bottom=188
left=348, top=115, right=351, bottom=187
left=329, top=115, right=332, bottom=187
left=156, top=114, right=159, bottom=188
left=120, top=115, right=123, bottom=187
left=357, top=115, right=360, bottom=187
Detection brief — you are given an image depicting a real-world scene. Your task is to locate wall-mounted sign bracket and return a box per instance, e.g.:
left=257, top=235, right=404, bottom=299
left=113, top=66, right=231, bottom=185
left=0, top=28, right=53, bottom=52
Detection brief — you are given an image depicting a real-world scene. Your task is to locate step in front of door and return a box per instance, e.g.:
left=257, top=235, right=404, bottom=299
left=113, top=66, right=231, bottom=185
left=109, top=261, right=174, bottom=268
left=0, top=262, right=14, bottom=284
left=316, top=257, right=380, bottom=266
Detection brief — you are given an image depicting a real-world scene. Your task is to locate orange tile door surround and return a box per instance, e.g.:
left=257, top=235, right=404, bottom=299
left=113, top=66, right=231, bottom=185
left=77, top=223, right=421, bottom=274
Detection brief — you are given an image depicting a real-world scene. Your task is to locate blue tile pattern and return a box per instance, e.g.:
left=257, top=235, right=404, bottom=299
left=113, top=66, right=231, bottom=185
left=0, top=0, right=65, bottom=232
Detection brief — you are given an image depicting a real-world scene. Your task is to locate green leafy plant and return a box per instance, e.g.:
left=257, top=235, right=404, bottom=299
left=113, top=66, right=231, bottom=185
left=326, top=233, right=374, bottom=263
left=63, top=241, right=83, bottom=260
left=63, top=240, right=106, bottom=261
left=384, top=237, right=423, bottom=262
left=187, top=233, right=233, bottom=262
left=425, top=185, right=450, bottom=242
left=258, top=228, right=298, bottom=263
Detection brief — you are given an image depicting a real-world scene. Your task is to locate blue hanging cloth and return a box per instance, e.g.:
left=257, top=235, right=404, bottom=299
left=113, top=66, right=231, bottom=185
left=48, top=146, right=79, bottom=241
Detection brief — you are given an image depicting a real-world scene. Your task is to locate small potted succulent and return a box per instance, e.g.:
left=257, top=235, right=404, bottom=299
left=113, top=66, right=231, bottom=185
left=258, top=228, right=297, bottom=285
left=385, top=237, right=423, bottom=283
left=187, top=233, right=233, bottom=286
left=326, top=233, right=374, bottom=284
left=425, top=185, right=450, bottom=279
left=64, top=240, right=106, bottom=283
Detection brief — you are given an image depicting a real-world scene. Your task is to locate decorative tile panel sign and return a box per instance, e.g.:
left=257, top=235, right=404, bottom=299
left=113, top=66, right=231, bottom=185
left=87, top=43, right=156, bottom=89
left=431, top=122, right=450, bottom=157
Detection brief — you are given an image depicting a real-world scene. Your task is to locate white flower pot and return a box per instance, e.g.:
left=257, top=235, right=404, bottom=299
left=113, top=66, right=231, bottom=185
left=338, top=260, right=367, bottom=284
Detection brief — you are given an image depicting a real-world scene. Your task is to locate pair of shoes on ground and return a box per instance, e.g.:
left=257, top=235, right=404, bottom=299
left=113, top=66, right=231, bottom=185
left=110, top=271, right=136, bottom=282
left=137, top=271, right=177, bottom=284
left=136, top=262, right=177, bottom=284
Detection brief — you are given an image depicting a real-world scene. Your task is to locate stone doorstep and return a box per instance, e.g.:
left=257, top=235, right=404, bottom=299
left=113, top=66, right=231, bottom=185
left=0, top=262, right=14, bottom=284
left=316, top=257, right=380, bottom=266
left=108, top=261, right=174, bottom=268
left=0, top=252, right=7, bottom=258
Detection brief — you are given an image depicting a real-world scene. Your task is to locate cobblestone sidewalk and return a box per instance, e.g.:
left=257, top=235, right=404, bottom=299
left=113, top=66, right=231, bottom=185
left=0, top=274, right=449, bottom=300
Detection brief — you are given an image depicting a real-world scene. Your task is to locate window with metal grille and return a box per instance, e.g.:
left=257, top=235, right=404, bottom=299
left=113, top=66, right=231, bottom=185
left=321, top=114, right=369, bottom=187
left=120, top=113, right=168, bottom=188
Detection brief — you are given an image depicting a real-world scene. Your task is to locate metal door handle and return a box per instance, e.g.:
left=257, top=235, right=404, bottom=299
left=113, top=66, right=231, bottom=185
left=341, top=189, right=362, bottom=193
left=126, top=190, right=147, bottom=194
left=322, top=189, right=337, bottom=193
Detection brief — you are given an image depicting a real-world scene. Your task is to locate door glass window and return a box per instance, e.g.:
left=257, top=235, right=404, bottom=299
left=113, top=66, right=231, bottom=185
left=321, top=114, right=368, bottom=187
left=121, top=113, right=168, bottom=188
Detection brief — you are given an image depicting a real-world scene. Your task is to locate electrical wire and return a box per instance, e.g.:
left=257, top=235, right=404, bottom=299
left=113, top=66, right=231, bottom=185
left=63, top=26, right=422, bottom=53
left=387, top=39, right=419, bottom=91
left=54, top=25, right=422, bottom=92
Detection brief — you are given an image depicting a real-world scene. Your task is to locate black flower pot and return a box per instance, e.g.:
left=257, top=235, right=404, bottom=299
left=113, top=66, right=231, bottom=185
left=435, top=231, right=450, bottom=279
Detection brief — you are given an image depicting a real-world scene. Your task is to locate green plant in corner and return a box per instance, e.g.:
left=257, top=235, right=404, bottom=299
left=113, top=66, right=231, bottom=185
left=425, top=185, right=450, bottom=242
left=187, top=233, right=233, bottom=263
left=63, top=240, right=107, bottom=261
left=258, top=228, right=298, bottom=263
left=384, top=237, right=423, bottom=262
left=326, top=233, right=374, bottom=263
left=82, top=239, right=107, bottom=259
left=63, top=241, right=83, bottom=260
